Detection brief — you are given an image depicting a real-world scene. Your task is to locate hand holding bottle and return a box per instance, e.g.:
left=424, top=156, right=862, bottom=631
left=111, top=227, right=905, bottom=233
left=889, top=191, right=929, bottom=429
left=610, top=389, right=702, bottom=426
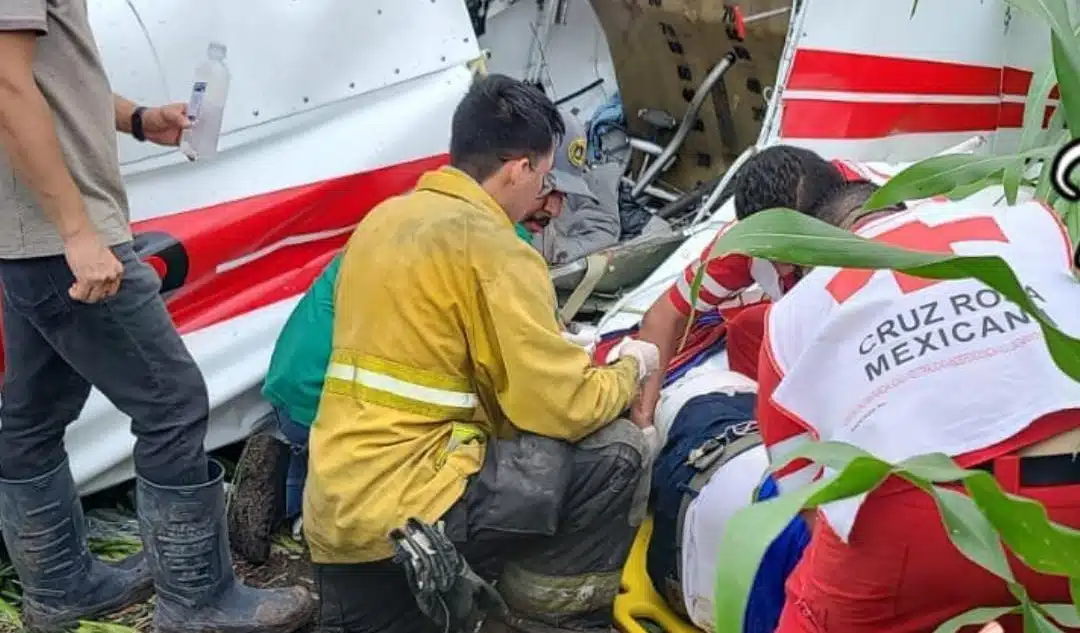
left=141, top=104, right=191, bottom=146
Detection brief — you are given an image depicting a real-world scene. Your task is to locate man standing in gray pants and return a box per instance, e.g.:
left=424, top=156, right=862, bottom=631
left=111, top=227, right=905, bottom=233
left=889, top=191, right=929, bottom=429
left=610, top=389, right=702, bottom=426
left=0, top=2, right=314, bottom=632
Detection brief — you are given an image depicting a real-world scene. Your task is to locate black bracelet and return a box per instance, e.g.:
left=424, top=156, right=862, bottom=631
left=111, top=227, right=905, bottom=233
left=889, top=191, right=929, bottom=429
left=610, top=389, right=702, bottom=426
left=131, top=106, right=148, bottom=142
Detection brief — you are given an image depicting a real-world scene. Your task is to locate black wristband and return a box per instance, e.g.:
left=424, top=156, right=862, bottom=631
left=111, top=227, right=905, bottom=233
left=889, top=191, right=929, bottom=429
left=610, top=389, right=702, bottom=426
left=131, top=106, right=148, bottom=142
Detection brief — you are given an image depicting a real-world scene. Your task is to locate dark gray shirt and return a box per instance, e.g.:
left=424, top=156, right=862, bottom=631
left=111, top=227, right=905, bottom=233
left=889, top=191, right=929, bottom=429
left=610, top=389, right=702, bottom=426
left=532, top=162, right=622, bottom=265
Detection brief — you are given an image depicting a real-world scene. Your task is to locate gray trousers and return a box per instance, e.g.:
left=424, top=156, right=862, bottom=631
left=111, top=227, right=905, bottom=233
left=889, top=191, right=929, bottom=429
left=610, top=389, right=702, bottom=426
left=314, top=419, right=650, bottom=633
left=0, top=242, right=210, bottom=487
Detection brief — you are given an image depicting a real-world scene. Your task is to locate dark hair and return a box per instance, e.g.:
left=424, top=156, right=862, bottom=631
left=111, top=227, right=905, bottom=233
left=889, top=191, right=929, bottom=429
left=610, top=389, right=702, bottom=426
left=732, top=145, right=846, bottom=220
left=812, top=180, right=907, bottom=228
left=449, top=74, right=566, bottom=183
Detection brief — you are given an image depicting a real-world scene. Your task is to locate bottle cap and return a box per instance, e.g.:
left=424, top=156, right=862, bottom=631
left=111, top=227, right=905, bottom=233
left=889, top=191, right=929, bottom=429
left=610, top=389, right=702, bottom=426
left=208, top=41, right=227, bottom=60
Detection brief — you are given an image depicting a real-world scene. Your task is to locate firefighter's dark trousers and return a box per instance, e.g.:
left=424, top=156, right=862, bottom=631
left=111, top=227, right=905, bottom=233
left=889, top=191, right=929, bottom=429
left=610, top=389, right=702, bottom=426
left=313, top=419, right=649, bottom=633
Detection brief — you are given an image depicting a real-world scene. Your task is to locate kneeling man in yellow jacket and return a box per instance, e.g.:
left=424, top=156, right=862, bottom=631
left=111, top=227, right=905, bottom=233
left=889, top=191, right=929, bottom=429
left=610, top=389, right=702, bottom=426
left=304, top=73, right=661, bottom=633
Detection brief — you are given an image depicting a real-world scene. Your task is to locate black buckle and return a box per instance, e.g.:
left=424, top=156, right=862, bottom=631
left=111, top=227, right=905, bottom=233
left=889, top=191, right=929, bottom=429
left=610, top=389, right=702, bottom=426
left=974, top=453, right=1080, bottom=487
left=686, top=419, right=758, bottom=471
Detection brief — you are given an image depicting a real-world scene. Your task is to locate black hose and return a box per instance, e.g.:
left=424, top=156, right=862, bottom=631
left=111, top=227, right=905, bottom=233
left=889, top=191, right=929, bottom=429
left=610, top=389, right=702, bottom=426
left=554, top=78, right=605, bottom=106
left=655, top=173, right=729, bottom=220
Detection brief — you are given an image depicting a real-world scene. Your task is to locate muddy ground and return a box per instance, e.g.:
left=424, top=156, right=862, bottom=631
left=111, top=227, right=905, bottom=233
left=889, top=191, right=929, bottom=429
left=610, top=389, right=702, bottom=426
left=236, top=546, right=318, bottom=633
left=103, top=546, right=318, bottom=633
left=0, top=544, right=317, bottom=633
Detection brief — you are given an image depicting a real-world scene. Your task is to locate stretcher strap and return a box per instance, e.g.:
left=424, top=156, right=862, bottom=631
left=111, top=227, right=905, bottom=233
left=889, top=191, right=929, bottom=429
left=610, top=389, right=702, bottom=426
left=673, top=426, right=763, bottom=589
left=560, top=252, right=612, bottom=324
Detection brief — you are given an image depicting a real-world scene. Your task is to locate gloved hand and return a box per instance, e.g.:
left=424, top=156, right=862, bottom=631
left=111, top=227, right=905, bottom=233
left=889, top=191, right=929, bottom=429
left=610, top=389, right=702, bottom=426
left=640, top=425, right=661, bottom=463
left=391, top=518, right=507, bottom=633
left=611, top=338, right=660, bottom=383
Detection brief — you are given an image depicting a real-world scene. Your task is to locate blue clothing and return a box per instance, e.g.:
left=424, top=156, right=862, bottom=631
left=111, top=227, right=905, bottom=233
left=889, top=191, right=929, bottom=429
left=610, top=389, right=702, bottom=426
left=746, top=475, right=811, bottom=633
left=585, top=92, right=626, bottom=163
left=647, top=392, right=758, bottom=603
left=647, top=392, right=810, bottom=633
left=0, top=242, right=210, bottom=487
left=274, top=407, right=311, bottom=519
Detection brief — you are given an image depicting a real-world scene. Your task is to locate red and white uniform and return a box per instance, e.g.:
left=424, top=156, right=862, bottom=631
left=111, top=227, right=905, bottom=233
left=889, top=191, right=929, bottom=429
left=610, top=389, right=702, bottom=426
left=758, top=196, right=1080, bottom=633
left=667, top=223, right=797, bottom=317
left=666, top=159, right=894, bottom=318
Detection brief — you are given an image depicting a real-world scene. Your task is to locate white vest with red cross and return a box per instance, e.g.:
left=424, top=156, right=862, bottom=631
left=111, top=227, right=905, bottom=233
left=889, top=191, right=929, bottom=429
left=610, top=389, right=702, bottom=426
left=767, top=194, right=1080, bottom=539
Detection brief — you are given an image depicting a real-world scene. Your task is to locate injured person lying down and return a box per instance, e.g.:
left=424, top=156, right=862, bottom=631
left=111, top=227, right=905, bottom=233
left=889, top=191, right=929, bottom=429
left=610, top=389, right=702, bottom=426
left=643, top=342, right=809, bottom=633
left=626, top=180, right=870, bottom=633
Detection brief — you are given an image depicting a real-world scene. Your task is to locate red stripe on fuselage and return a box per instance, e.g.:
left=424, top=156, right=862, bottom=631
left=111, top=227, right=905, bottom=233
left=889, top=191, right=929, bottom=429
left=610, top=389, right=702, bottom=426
left=136, top=152, right=449, bottom=333
left=780, top=100, right=1056, bottom=139
left=787, top=49, right=1057, bottom=98
left=780, top=50, right=1057, bottom=139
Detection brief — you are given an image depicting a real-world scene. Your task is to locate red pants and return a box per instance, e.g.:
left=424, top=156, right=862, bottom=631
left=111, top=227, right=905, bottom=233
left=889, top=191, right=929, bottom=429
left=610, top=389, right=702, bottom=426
left=776, top=459, right=1080, bottom=633
left=723, top=303, right=768, bottom=381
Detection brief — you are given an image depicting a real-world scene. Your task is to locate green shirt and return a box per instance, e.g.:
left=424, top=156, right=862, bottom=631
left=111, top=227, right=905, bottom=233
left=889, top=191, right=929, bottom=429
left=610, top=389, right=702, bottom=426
left=515, top=223, right=532, bottom=242
left=262, top=254, right=342, bottom=427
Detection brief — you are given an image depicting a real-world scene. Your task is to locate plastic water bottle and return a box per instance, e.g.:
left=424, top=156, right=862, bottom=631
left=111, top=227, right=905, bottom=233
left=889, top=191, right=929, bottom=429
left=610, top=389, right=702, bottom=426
left=180, top=41, right=230, bottom=161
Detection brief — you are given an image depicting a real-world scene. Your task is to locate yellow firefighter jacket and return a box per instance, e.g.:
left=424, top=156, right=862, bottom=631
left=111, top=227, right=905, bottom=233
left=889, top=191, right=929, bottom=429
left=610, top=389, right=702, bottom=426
left=304, top=166, right=640, bottom=563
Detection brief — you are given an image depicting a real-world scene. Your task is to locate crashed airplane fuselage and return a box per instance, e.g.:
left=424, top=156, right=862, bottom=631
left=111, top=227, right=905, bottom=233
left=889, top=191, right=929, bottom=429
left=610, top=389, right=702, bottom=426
left=24, top=0, right=1056, bottom=494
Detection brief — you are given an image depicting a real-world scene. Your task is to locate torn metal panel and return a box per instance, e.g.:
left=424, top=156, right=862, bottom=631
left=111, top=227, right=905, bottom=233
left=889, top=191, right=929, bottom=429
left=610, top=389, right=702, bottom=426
left=588, top=0, right=791, bottom=189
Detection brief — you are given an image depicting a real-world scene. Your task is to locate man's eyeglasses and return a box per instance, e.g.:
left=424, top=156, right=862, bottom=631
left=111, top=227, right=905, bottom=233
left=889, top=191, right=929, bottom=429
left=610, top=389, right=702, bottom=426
left=499, top=154, right=555, bottom=198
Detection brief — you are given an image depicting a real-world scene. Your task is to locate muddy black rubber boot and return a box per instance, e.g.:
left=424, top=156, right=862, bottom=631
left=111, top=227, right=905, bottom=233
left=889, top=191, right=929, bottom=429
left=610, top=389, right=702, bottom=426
left=137, top=460, right=315, bottom=633
left=227, top=432, right=289, bottom=565
left=0, top=460, right=154, bottom=633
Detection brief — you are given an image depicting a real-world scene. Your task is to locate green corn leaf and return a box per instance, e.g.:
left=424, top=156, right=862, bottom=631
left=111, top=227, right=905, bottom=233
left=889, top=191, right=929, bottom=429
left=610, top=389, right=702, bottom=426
left=907, top=484, right=1015, bottom=582
left=683, top=253, right=708, bottom=348
left=713, top=448, right=893, bottom=633
left=75, top=622, right=138, bottom=633
left=1069, top=579, right=1080, bottom=625
left=823, top=449, right=1080, bottom=579
left=1052, top=32, right=1080, bottom=139
left=1004, top=0, right=1080, bottom=96
left=716, top=441, right=1080, bottom=633
left=87, top=537, right=143, bottom=562
left=1057, top=199, right=1080, bottom=243
left=1036, top=128, right=1072, bottom=201
left=1043, top=601, right=1080, bottom=627
left=934, top=606, right=1018, bottom=633
left=0, top=597, right=19, bottom=628
left=864, top=145, right=1059, bottom=211
left=1003, top=59, right=1059, bottom=204
left=946, top=176, right=1002, bottom=200
left=962, top=473, right=1080, bottom=578
left=1023, top=599, right=1068, bottom=633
